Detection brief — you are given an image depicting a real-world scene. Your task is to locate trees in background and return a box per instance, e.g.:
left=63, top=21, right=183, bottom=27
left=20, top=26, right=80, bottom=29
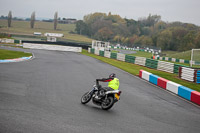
left=30, top=12, right=35, bottom=28
left=75, top=12, right=200, bottom=51
left=8, top=11, right=12, bottom=27
left=75, top=20, right=90, bottom=35
left=54, top=12, right=58, bottom=30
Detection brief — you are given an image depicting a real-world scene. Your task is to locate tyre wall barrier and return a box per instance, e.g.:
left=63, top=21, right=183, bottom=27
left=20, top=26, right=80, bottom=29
left=157, top=61, right=174, bottom=73
left=117, top=53, right=125, bottom=62
left=104, top=51, right=111, bottom=58
left=91, top=48, right=95, bottom=54
left=99, top=50, right=104, bottom=57
left=88, top=49, right=189, bottom=75
left=174, top=64, right=187, bottom=74
left=23, top=43, right=82, bottom=52
left=197, top=70, right=200, bottom=83
left=94, top=49, right=100, bottom=55
left=179, top=67, right=200, bottom=83
left=135, top=56, right=146, bottom=66
left=145, top=58, right=158, bottom=69
left=152, top=56, right=197, bottom=65
left=125, top=55, right=135, bottom=64
left=139, top=70, right=200, bottom=106
left=111, top=53, right=117, bottom=59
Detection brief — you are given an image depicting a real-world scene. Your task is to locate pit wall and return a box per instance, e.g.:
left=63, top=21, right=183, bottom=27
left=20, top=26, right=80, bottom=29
left=139, top=70, right=200, bottom=106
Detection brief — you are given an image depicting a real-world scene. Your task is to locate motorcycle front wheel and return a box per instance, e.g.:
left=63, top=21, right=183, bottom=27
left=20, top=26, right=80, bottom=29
left=101, top=96, right=114, bottom=110
left=81, top=91, right=92, bottom=104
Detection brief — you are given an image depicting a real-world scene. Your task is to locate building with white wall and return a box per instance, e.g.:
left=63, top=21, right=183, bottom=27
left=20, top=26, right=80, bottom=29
left=92, top=40, right=110, bottom=51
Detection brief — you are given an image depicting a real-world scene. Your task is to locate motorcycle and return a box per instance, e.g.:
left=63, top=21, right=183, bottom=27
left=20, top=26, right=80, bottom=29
left=81, top=82, right=121, bottom=110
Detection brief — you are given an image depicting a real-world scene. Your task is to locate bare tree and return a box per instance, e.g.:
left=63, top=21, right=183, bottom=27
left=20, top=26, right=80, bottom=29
left=8, top=11, right=12, bottom=27
left=30, top=12, right=35, bottom=28
left=54, top=12, right=58, bottom=30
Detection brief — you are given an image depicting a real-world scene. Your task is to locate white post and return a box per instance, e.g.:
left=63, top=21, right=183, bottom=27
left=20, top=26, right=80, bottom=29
left=190, top=49, right=193, bottom=67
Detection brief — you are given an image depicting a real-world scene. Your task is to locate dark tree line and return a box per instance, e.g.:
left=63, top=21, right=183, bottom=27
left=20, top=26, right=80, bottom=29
left=75, top=12, right=200, bottom=51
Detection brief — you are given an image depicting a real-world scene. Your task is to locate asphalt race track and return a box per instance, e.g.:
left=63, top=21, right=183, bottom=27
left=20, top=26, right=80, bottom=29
left=0, top=47, right=200, bottom=133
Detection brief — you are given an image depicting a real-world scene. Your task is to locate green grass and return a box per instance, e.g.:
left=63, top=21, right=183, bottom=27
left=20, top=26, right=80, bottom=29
left=0, top=49, right=32, bottom=59
left=81, top=49, right=200, bottom=92
left=166, top=61, right=200, bottom=68
left=162, top=50, right=192, bottom=60
left=129, top=50, right=153, bottom=58
left=162, top=50, right=200, bottom=62
left=0, top=20, right=93, bottom=43
left=159, top=50, right=200, bottom=68
left=111, top=50, right=119, bottom=53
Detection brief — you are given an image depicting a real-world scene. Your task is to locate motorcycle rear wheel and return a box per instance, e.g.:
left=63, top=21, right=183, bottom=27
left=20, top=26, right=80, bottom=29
left=81, top=91, right=92, bottom=104
left=101, top=96, right=114, bottom=110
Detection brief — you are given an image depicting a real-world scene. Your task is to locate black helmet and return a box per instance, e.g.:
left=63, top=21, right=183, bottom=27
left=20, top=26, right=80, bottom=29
left=109, top=73, right=116, bottom=78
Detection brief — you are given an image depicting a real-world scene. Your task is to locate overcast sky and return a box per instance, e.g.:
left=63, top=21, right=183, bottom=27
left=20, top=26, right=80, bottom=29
left=0, top=0, right=199, bottom=25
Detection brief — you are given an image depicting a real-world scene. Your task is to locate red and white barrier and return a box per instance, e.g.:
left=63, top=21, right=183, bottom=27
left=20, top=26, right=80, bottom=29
left=142, top=71, right=152, bottom=81
left=157, top=77, right=169, bottom=89
left=166, top=81, right=180, bottom=94
left=139, top=70, right=200, bottom=106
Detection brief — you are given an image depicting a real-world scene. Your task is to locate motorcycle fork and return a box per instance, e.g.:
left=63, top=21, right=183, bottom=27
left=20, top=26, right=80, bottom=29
left=104, top=95, right=108, bottom=101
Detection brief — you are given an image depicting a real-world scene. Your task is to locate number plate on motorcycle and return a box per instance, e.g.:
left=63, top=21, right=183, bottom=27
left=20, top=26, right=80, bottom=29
left=115, top=94, right=120, bottom=100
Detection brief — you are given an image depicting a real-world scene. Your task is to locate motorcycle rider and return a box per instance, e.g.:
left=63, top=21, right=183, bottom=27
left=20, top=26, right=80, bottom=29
left=96, top=73, right=120, bottom=98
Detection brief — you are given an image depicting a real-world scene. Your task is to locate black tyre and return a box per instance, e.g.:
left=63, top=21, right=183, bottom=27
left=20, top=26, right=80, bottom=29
left=81, top=91, right=92, bottom=104
left=101, top=96, right=114, bottom=110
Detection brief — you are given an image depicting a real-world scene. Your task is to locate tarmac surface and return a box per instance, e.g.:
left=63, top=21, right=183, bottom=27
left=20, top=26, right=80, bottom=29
left=0, top=47, right=200, bottom=133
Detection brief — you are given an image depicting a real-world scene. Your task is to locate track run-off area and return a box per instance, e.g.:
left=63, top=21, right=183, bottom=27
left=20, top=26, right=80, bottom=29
left=0, top=47, right=200, bottom=133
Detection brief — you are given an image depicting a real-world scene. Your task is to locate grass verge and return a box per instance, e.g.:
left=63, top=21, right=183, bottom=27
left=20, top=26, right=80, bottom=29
left=0, top=20, right=93, bottom=44
left=128, top=50, right=153, bottom=58
left=81, top=49, right=200, bottom=92
left=0, top=49, right=32, bottom=59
